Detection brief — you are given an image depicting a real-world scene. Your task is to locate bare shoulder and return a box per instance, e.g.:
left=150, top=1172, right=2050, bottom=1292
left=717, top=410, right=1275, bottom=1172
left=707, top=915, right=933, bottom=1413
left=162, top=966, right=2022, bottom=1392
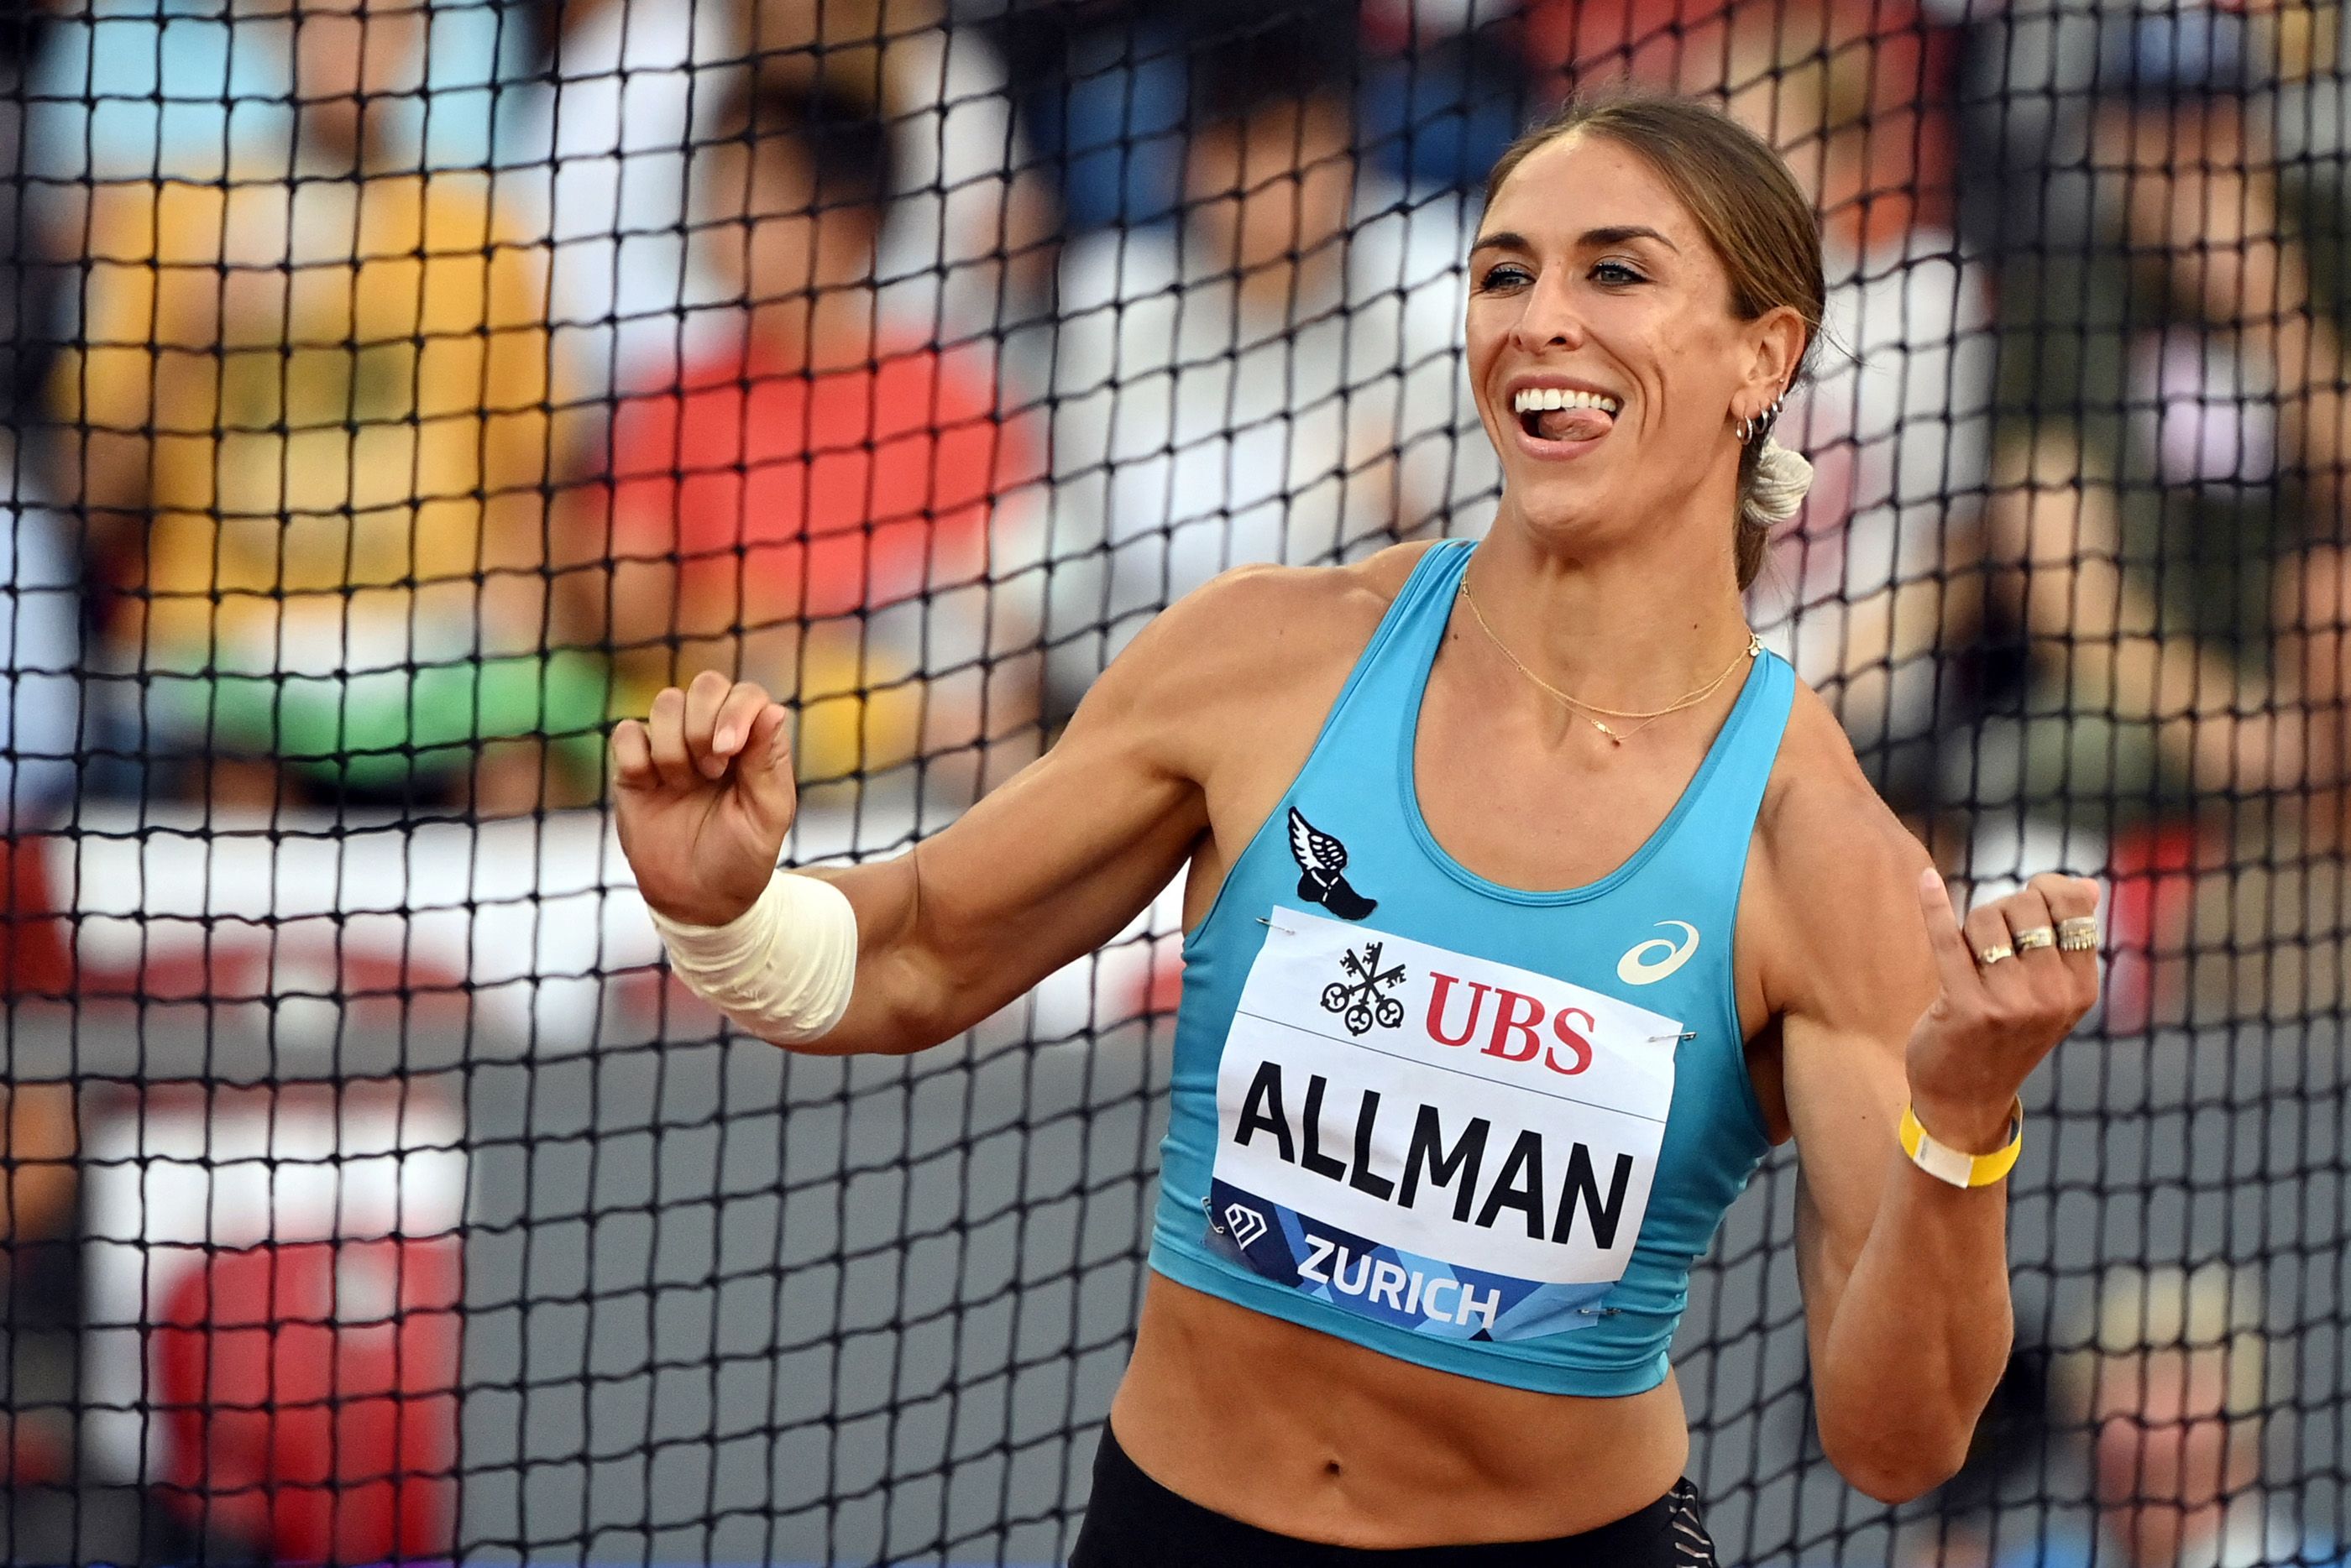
left=1143, top=542, right=1433, bottom=653
left=1748, top=685, right=1938, bottom=1011
left=1100, top=542, right=1438, bottom=712
left=1080, top=541, right=1442, bottom=777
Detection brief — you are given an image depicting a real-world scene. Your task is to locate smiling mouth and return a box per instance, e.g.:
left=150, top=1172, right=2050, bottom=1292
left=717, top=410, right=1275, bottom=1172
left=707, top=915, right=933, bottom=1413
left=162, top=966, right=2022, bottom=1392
left=1511, top=386, right=1621, bottom=443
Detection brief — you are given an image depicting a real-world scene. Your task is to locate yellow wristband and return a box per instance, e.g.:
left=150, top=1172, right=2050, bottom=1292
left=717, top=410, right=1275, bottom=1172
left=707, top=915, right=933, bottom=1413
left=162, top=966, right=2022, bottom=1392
left=1898, top=1098, right=2024, bottom=1189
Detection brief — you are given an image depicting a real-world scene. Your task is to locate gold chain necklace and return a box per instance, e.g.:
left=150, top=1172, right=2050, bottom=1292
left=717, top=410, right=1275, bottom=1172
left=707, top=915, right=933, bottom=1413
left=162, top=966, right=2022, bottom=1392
left=1456, top=581, right=1761, bottom=745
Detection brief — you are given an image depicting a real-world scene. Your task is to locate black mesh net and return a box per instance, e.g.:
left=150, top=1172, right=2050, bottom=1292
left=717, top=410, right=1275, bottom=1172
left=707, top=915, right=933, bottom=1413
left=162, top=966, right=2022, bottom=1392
left=0, top=0, right=2344, bottom=1562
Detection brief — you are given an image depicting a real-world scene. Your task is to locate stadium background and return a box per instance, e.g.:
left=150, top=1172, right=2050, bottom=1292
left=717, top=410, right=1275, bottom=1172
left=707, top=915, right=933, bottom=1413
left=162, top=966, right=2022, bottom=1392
left=0, top=0, right=2343, bottom=1562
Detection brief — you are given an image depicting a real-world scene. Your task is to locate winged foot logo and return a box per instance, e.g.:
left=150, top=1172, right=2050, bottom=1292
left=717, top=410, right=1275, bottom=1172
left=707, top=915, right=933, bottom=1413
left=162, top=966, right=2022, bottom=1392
left=1287, top=808, right=1378, bottom=919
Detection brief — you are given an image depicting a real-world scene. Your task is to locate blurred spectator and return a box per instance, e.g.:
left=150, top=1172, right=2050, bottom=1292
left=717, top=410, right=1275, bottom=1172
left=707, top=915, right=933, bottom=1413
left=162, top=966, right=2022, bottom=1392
left=1046, top=13, right=1489, bottom=693
left=50, top=0, right=600, bottom=815
left=986, top=0, right=1518, bottom=231
left=0, top=0, right=64, bottom=426
left=1677, top=0, right=1994, bottom=811
left=556, top=71, right=1045, bottom=794
left=747, top=0, right=1060, bottom=332
left=1357, top=0, right=1527, bottom=191
left=25, top=6, right=507, bottom=240
left=1946, top=0, right=2351, bottom=1020
left=982, top=0, right=1193, bottom=232
left=511, top=0, right=1055, bottom=408
left=0, top=0, right=81, bottom=822
left=1997, top=1263, right=2343, bottom=1568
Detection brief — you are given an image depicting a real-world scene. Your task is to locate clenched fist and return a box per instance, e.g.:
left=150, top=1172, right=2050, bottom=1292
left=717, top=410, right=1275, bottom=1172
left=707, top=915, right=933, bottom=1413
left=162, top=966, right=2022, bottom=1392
left=1908, top=870, right=2103, bottom=1150
left=611, top=671, right=797, bottom=928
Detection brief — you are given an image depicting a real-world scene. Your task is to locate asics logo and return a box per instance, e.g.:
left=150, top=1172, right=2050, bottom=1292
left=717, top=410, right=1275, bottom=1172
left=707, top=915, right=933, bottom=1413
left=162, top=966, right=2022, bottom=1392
left=1616, top=921, right=1700, bottom=985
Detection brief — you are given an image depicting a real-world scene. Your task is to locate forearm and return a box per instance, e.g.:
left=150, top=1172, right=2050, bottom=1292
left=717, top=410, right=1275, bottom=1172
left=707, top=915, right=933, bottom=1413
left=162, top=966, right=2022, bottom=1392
left=800, top=805, right=1193, bottom=1055
left=1812, top=1129, right=2014, bottom=1502
left=647, top=853, right=971, bottom=1060
left=1778, top=846, right=2094, bottom=1509
left=791, top=857, right=960, bottom=1058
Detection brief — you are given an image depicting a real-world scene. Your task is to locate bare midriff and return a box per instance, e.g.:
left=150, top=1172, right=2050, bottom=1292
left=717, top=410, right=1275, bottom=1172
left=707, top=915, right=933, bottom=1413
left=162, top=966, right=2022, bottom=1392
left=1107, top=1273, right=1691, bottom=1549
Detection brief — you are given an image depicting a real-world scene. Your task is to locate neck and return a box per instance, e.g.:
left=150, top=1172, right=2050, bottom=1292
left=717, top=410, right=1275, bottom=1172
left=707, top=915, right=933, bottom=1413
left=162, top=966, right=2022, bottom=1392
left=747, top=289, right=878, bottom=373
left=1462, top=494, right=1752, bottom=717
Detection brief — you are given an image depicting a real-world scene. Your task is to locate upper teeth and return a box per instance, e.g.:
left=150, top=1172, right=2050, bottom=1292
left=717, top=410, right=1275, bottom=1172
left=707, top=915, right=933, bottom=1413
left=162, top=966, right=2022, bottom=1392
left=1512, top=388, right=1621, bottom=415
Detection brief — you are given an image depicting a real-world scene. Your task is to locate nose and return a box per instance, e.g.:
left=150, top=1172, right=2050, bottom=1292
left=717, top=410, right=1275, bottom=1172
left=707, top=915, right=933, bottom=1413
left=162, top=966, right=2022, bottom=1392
left=1509, top=270, right=1589, bottom=355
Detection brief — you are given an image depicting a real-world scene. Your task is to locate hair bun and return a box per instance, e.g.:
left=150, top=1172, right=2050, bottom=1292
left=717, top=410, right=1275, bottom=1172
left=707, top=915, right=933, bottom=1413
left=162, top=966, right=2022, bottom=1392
left=1741, top=437, right=1814, bottom=531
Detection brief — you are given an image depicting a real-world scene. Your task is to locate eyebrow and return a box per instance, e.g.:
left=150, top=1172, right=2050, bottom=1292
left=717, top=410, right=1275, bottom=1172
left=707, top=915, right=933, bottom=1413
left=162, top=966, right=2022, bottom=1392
left=1470, top=225, right=1682, bottom=255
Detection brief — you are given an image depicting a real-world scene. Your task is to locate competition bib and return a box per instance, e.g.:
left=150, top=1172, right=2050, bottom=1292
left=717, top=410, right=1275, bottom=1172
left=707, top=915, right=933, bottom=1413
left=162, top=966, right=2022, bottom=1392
left=1207, top=909, right=1681, bottom=1342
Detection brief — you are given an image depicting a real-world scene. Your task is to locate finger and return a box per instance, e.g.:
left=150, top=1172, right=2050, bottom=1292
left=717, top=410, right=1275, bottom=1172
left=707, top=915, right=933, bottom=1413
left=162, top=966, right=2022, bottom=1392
left=1998, top=883, right=2059, bottom=965
left=610, top=719, right=656, bottom=791
left=1914, top=869, right=1982, bottom=996
left=683, top=669, right=734, bottom=780
left=736, top=702, right=798, bottom=828
left=646, top=687, right=699, bottom=792
left=1961, top=900, right=2019, bottom=983
left=2030, top=872, right=2104, bottom=1008
left=709, top=682, right=773, bottom=768
left=2031, top=871, right=2102, bottom=923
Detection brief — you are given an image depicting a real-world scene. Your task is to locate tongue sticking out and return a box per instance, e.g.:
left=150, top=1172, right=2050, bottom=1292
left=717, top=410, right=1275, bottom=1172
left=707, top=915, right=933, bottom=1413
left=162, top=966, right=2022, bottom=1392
left=1536, top=406, right=1614, bottom=442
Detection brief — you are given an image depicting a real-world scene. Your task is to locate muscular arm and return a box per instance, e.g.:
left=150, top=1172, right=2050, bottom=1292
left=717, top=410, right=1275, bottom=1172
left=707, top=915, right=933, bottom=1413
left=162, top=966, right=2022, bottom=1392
left=1753, top=729, right=2097, bottom=1501
left=802, top=596, right=1217, bottom=1054
left=616, top=567, right=1322, bottom=1057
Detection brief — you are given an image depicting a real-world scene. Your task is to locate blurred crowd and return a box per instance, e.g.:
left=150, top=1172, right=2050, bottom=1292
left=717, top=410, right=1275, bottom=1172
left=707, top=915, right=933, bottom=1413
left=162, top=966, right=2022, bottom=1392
left=1891, top=1262, right=2338, bottom=1568
left=0, top=0, right=2346, bottom=1558
left=0, top=0, right=2339, bottom=901
left=0, top=0, right=2342, bottom=950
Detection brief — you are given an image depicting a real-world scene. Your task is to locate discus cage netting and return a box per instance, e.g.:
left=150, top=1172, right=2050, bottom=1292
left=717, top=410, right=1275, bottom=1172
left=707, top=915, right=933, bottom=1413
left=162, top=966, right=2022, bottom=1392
left=0, top=0, right=2343, bottom=1562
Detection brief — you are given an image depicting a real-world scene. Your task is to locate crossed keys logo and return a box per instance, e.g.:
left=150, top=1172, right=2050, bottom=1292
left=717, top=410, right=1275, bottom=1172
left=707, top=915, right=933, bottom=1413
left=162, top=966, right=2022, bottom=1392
left=1322, top=942, right=1406, bottom=1037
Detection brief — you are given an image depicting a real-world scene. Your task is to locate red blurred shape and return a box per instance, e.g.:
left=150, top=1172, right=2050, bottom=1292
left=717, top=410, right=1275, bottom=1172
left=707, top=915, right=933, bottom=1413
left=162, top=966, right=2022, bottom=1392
left=0, top=834, right=71, bottom=996
left=153, top=1236, right=462, bottom=1565
left=2102, top=819, right=2209, bottom=1035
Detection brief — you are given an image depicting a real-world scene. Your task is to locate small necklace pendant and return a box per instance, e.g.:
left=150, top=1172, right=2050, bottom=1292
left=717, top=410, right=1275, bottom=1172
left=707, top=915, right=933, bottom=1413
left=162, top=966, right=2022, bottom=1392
left=1594, top=720, right=1621, bottom=745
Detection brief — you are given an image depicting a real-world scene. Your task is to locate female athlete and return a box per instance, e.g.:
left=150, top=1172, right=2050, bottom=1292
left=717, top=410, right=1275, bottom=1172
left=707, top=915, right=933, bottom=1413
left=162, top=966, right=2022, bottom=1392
left=610, top=95, right=2102, bottom=1566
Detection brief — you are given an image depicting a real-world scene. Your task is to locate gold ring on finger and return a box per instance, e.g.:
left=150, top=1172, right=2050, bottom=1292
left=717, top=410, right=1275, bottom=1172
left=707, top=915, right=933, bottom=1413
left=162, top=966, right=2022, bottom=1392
left=1977, top=943, right=2014, bottom=967
left=2057, top=915, right=2098, bottom=949
left=2013, top=927, right=2056, bottom=953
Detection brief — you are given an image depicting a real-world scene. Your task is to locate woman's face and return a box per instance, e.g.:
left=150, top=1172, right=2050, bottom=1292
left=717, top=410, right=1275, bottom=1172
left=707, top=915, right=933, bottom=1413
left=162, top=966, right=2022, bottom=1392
left=292, top=0, right=427, bottom=160
left=1185, top=97, right=1356, bottom=281
left=696, top=136, right=881, bottom=316
left=1464, top=131, right=1798, bottom=556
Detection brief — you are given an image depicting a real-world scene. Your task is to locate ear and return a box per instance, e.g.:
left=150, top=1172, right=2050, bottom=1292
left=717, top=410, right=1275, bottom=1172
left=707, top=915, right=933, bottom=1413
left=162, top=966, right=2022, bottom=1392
left=1737, top=304, right=1809, bottom=419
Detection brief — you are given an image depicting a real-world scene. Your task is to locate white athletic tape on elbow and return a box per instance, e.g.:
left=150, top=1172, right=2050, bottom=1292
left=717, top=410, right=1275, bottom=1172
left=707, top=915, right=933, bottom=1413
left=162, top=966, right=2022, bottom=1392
left=647, top=870, right=858, bottom=1043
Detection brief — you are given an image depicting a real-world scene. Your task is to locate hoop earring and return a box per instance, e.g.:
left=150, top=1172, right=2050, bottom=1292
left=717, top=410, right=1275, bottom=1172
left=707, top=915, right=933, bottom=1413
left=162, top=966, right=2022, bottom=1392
left=1738, top=391, right=1789, bottom=447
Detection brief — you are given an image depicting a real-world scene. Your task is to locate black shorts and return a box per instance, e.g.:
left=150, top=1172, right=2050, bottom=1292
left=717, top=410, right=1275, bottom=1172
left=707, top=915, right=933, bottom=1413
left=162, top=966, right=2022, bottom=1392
left=1068, top=1424, right=1718, bottom=1567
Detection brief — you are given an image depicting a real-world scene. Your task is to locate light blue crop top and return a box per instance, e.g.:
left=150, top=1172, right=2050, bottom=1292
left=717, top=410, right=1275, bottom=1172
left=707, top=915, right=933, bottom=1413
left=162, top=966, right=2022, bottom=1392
left=1147, top=540, right=1792, bottom=1396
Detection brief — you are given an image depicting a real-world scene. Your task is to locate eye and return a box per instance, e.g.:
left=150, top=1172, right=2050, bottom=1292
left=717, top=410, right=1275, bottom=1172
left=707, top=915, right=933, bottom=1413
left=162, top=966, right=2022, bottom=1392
left=1591, top=259, right=1649, bottom=286
left=1476, top=262, right=1534, bottom=293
